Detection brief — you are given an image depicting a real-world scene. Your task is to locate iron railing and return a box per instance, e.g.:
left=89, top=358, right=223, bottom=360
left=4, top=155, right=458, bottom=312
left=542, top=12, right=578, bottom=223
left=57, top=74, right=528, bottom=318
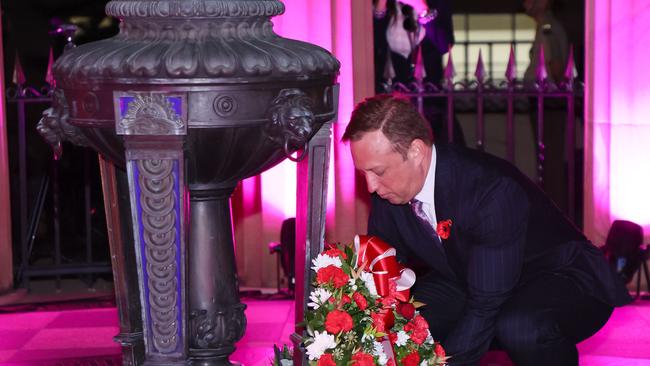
left=6, top=53, right=111, bottom=290
left=384, top=44, right=582, bottom=223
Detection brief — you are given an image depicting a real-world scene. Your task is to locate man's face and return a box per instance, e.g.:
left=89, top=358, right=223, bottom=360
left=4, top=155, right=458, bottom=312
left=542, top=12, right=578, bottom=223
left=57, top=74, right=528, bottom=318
left=350, top=130, right=425, bottom=205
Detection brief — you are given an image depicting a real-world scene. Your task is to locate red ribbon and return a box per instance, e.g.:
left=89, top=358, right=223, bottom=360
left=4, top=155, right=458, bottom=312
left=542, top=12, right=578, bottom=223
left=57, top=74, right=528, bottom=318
left=354, top=235, right=416, bottom=303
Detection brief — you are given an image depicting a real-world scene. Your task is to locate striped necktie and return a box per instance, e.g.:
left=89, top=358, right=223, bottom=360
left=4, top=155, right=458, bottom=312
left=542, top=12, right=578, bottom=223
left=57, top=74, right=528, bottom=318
left=410, top=199, right=445, bottom=253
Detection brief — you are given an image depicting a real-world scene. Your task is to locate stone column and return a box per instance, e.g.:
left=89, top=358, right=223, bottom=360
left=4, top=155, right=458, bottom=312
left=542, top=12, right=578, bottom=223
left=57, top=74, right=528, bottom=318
left=187, top=186, right=246, bottom=366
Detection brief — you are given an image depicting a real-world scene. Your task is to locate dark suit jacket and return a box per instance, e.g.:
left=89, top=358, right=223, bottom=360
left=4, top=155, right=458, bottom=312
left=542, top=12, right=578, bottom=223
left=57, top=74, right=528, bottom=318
left=368, top=144, right=632, bottom=362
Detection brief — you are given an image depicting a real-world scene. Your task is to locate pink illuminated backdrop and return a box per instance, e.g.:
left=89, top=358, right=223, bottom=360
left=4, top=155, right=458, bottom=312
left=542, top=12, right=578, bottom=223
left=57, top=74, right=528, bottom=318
left=240, top=1, right=359, bottom=231
left=233, top=1, right=370, bottom=288
left=585, top=0, right=650, bottom=243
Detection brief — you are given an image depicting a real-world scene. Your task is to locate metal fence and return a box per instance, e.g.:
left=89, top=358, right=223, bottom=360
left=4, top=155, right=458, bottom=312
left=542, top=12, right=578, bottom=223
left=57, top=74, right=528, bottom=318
left=6, top=55, right=111, bottom=290
left=384, top=45, right=582, bottom=223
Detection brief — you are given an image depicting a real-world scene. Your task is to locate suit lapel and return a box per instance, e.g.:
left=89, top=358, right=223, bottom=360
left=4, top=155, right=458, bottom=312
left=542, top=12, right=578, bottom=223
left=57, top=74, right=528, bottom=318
left=431, top=144, right=458, bottom=280
left=434, top=144, right=453, bottom=227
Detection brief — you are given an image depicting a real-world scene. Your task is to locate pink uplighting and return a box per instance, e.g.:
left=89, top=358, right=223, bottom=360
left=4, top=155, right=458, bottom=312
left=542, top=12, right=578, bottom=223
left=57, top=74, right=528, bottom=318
left=1, top=300, right=649, bottom=365
left=239, top=0, right=357, bottom=233
left=586, top=0, right=650, bottom=243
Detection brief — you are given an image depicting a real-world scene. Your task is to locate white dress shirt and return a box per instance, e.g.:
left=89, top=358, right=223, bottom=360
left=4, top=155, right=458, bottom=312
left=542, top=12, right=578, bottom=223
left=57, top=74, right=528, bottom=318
left=413, top=145, right=437, bottom=227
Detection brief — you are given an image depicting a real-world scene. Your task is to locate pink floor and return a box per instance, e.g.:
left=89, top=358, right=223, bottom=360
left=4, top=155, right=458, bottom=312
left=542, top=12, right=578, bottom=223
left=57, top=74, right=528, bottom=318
left=0, top=299, right=649, bottom=366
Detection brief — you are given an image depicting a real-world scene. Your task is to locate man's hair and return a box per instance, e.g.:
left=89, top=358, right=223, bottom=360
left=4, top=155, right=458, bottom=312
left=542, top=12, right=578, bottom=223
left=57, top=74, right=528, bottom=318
left=342, top=94, right=433, bottom=158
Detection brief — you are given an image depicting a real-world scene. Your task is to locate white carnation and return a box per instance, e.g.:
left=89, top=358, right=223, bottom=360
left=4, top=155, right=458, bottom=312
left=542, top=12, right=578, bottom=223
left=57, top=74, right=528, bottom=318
left=420, top=360, right=429, bottom=366
left=307, top=288, right=332, bottom=309
left=360, top=271, right=378, bottom=297
left=348, top=278, right=358, bottom=291
left=373, top=341, right=388, bottom=365
left=280, top=360, right=293, bottom=366
left=311, top=254, right=343, bottom=272
left=305, top=331, right=337, bottom=360
left=372, top=341, right=383, bottom=355
left=395, top=330, right=409, bottom=347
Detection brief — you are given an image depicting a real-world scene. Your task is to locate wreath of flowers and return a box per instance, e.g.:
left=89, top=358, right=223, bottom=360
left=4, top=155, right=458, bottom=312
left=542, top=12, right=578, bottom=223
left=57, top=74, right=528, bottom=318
left=296, top=235, right=449, bottom=366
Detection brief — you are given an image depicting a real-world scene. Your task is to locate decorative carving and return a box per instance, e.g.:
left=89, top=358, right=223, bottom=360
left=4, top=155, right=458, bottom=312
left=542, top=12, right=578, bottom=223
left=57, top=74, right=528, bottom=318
left=213, top=95, right=237, bottom=117
left=36, top=89, right=90, bottom=159
left=106, top=0, right=285, bottom=18
left=53, top=17, right=340, bottom=86
left=117, top=93, right=186, bottom=135
left=82, top=91, right=99, bottom=115
left=265, top=88, right=315, bottom=150
left=190, top=304, right=247, bottom=349
left=136, top=159, right=180, bottom=354
left=323, top=86, right=332, bottom=109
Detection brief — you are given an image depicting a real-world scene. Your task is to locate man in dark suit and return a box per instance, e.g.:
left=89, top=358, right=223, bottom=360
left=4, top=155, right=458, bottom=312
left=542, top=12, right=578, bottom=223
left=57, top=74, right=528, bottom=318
left=342, top=94, right=632, bottom=366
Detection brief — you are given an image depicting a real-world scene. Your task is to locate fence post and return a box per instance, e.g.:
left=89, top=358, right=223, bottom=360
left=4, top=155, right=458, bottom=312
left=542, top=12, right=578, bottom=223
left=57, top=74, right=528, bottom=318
left=505, top=44, right=517, bottom=163
left=475, top=50, right=486, bottom=151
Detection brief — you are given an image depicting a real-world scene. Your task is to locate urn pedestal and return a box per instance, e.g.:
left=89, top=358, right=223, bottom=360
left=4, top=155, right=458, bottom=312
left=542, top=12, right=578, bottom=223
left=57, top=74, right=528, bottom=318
left=38, top=1, right=339, bottom=365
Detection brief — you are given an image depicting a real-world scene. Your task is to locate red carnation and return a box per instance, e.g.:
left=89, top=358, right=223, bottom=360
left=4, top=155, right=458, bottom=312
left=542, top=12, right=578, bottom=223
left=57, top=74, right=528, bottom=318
left=379, top=280, right=398, bottom=308
left=412, top=315, right=429, bottom=330
left=325, top=310, right=353, bottom=334
left=352, top=292, right=368, bottom=310
left=340, top=294, right=351, bottom=307
left=401, top=351, right=420, bottom=366
left=410, top=328, right=428, bottom=344
left=371, top=312, right=386, bottom=333
left=316, top=265, right=349, bottom=288
left=434, top=343, right=446, bottom=358
left=388, top=332, right=398, bottom=344
left=387, top=360, right=396, bottom=366
left=318, top=353, right=336, bottom=366
left=436, top=219, right=452, bottom=239
left=404, top=316, right=429, bottom=332
left=323, top=247, right=347, bottom=259
left=380, top=295, right=397, bottom=308
left=404, top=315, right=429, bottom=344
left=396, top=302, right=416, bottom=320
left=371, top=309, right=394, bottom=333
left=351, top=352, right=375, bottom=366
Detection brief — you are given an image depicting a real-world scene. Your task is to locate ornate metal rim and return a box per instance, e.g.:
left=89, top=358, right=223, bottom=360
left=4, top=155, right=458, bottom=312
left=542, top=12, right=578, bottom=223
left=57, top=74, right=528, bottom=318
left=106, top=0, right=285, bottom=18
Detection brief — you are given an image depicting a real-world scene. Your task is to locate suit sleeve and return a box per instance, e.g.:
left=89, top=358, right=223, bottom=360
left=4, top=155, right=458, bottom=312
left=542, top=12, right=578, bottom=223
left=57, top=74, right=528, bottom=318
left=368, top=195, right=411, bottom=264
left=444, top=177, right=529, bottom=366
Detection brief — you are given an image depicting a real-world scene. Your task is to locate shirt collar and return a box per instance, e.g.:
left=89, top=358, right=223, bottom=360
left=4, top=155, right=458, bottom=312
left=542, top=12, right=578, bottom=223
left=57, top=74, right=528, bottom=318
left=414, top=145, right=436, bottom=206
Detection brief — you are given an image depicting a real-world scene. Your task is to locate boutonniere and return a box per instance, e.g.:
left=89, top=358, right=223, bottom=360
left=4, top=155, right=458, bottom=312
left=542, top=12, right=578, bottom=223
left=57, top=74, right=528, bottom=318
left=436, top=219, right=452, bottom=239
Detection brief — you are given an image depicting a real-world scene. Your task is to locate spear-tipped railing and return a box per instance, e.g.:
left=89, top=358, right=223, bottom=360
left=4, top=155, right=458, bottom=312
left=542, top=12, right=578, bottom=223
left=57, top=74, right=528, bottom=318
left=6, top=40, right=110, bottom=290
left=388, top=44, right=582, bottom=222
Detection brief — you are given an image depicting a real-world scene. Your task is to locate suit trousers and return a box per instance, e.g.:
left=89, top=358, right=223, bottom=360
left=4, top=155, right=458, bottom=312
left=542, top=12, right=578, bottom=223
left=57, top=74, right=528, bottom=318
left=412, top=271, right=614, bottom=366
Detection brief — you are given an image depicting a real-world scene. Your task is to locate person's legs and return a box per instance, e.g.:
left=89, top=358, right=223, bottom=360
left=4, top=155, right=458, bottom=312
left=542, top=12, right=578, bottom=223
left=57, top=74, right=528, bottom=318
left=412, top=272, right=467, bottom=341
left=495, top=272, right=613, bottom=366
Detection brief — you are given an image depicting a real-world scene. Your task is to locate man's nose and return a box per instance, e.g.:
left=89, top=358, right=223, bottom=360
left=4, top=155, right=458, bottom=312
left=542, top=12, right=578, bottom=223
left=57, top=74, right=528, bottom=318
left=365, top=175, right=378, bottom=193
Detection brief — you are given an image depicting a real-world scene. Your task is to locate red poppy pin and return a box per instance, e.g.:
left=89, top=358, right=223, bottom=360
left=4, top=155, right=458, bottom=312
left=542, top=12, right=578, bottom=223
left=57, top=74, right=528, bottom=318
left=436, top=219, right=452, bottom=240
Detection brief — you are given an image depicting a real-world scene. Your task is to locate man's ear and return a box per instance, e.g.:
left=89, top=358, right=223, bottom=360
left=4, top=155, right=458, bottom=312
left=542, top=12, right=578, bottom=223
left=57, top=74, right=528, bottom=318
left=407, top=139, right=426, bottom=160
